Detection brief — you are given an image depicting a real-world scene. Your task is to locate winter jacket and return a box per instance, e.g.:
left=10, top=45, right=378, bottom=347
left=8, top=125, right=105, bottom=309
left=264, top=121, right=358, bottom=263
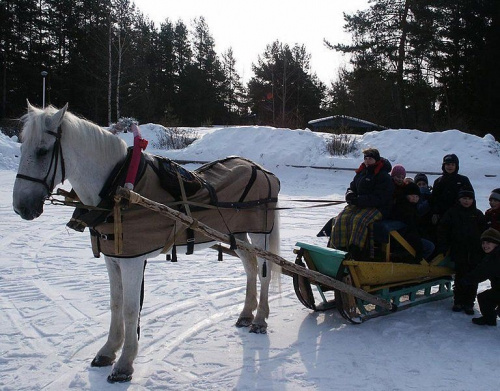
left=437, top=202, right=487, bottom=273
left=345, top=158, right=394, bottom=218
left=464, top=246, right=500, bottom=290
left=392, top=182, right=407, bottom=201
left=416, top=186, right=432, bottom=217
left=416, top=185, right=434, bottom=239
left=431, top=172, right=473, bottom=217
left=391, top=196, right=423, bottom=258
left=485, top=208, right=500, bottom=231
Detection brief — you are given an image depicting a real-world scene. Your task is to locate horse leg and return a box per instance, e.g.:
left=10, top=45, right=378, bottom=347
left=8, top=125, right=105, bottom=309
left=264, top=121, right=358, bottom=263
left=91, top=257, right=124, bottom=368
left=235, top=234, right=258, bottom=328
left=107, top=258, right=147, bottom=383
left=248, top=228, right=280, bottom=334
left=247, top=255, right=272, bottom=334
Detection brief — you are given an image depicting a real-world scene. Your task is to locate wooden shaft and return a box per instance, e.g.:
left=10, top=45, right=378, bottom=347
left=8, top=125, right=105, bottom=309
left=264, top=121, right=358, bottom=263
left=116, top=186, right=392, bottom=310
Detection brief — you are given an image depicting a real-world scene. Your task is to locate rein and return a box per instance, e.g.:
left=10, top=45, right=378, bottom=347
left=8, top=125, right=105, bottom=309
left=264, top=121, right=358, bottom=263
left=16, top=125, right=66, bottom=194
left=47, top=190, right=345, bottom=212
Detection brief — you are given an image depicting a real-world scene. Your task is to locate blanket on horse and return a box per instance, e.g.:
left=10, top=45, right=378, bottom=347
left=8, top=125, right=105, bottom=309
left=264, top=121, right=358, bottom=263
left=67, top=150, right=280, bottom=258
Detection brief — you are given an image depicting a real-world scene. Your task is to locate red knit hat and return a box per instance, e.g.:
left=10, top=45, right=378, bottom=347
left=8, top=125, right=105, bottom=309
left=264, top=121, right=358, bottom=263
left=391, top=164, right=406, bottom=178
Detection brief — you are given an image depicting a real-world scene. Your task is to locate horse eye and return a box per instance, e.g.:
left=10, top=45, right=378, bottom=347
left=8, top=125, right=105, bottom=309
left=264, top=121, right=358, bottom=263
left=36, top=148, right=50, bottom=158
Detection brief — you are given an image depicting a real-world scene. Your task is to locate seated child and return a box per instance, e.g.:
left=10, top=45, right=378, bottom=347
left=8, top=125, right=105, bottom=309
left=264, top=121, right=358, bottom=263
left=414, top=173, right=433, bottom=240
left=391, top=164, right=407, bottom=200
left=460, top=228, right=500, bottom=326
left=391, top=182, right=435, bottom=262
left=486, top=188, right=500, bottom=231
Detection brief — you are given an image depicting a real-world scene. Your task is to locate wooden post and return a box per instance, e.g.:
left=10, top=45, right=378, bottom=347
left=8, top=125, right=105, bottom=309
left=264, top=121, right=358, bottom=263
left=116, top=186, right=392, bottom=310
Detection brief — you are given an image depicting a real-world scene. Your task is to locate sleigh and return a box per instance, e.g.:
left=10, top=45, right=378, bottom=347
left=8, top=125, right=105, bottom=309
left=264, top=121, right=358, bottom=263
left=292, top=220, right=455, bottom=323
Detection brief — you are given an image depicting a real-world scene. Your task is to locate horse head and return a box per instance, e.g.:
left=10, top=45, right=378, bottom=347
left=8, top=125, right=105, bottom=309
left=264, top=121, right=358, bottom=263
left=13, top=101, right=68, bottom=220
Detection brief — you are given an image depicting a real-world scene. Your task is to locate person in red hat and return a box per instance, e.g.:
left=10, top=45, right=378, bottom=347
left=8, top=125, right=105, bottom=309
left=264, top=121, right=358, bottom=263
left=485, top=188, right=500, bottom=231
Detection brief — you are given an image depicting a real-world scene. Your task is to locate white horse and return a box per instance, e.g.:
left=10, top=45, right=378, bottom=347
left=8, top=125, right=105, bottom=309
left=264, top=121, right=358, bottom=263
left=12, top=103, right=280, bottom=383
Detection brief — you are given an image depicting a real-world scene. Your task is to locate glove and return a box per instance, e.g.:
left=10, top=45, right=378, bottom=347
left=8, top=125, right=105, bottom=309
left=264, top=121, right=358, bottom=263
left=345, top=191, right=357, bottom=204
left=431, top=214, right=439, bottom=225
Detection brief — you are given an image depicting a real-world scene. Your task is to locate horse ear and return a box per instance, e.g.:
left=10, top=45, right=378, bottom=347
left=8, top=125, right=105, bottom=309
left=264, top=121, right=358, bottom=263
left=47, top=103, right=69, bottom=129
left=27, top=100, right=36, bottom=113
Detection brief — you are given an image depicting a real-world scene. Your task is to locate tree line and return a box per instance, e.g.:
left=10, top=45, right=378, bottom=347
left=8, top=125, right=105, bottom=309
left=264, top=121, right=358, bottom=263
left=326, top=0, right=499, bottom=135
left=1, top=0, right=498, bottom=135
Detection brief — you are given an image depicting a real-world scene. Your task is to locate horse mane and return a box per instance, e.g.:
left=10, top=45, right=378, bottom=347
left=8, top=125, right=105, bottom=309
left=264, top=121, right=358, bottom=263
left=21, top=105, right=128, bottom=159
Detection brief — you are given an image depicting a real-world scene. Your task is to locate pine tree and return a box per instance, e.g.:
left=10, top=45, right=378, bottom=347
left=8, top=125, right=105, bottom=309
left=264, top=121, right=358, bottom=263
left=248, top=41, right=324, bottom=128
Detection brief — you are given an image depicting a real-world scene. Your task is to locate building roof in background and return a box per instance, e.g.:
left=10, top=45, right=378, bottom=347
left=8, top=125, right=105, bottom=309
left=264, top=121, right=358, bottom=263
left=308, top=115, right=386, bottom=132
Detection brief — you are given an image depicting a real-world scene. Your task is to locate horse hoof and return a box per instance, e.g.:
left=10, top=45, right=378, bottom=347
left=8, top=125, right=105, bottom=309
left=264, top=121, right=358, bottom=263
left=249, top=324, right=267, bottom=334
left=236, top=316, right=254, bottom=328
left=91, top=355, right=115, bottom=367
left=107, top=372, right=133, bottom=383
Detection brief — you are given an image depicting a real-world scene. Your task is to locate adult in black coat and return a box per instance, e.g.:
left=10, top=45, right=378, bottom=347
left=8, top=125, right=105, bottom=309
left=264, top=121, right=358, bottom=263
left=345, top=152, right=394, bottom=218
left=437, top=188, right=487, bottom=313
left=330, top=148, right=393, bottom=257
left=461, top=228, right=500, bottom=326
left=431, top=154, right=473, bottom=225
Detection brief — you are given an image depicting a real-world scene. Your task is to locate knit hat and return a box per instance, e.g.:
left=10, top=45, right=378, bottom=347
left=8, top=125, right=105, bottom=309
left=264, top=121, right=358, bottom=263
left=404, top=182, right=421, bottom=196
left=458, top=188, right=475, bottom=199
left=489, top=188, right=500, bottom=202
left=391, top=164, right=406, bottom=178
left=414, top=173, right=428, bottom=185
left=442, top=153, right=459, bottom=173
left=481, top=228, right=500, bottom=245
left=363, top=148, right=381, bottom=161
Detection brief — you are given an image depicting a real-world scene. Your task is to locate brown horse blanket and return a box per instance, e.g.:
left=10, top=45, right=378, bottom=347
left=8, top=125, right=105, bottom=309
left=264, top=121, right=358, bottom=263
left=68, top=152, right=279, bottom=258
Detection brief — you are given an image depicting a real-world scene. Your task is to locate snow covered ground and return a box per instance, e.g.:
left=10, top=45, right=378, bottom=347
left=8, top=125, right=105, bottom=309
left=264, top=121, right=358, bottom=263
left=1, top=124, right=499, bottom=390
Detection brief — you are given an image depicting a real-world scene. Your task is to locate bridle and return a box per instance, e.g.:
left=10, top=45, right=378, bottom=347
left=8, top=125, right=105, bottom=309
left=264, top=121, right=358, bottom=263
left=16, top=125, right=66, bottom=194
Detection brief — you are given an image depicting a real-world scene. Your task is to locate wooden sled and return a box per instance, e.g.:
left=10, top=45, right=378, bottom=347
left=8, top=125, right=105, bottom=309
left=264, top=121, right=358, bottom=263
left=293, top=233, right=454, bottom=323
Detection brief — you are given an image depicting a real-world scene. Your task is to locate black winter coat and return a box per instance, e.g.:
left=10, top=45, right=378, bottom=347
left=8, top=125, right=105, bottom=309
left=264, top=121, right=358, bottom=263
left=345, top=159, right=394, bottom=218
left=391, top=196, right=423, bottom=258
left=432, top=172, right=473, bottom=216
left=437, top=203, right=487, bottom=273
left=485, top=208, right=500, bottom=231
left=464, top=246, right=500, bottom=290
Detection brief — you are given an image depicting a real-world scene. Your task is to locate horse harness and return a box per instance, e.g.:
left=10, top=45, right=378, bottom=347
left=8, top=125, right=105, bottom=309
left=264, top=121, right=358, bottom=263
left=66, top=150, right=280, bottom=258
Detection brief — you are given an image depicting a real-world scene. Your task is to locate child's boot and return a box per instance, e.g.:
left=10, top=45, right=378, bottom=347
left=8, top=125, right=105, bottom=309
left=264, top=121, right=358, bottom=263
left=472, top=316, right=497, bottom=326
left=464, top=305, right=475, bottom=315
